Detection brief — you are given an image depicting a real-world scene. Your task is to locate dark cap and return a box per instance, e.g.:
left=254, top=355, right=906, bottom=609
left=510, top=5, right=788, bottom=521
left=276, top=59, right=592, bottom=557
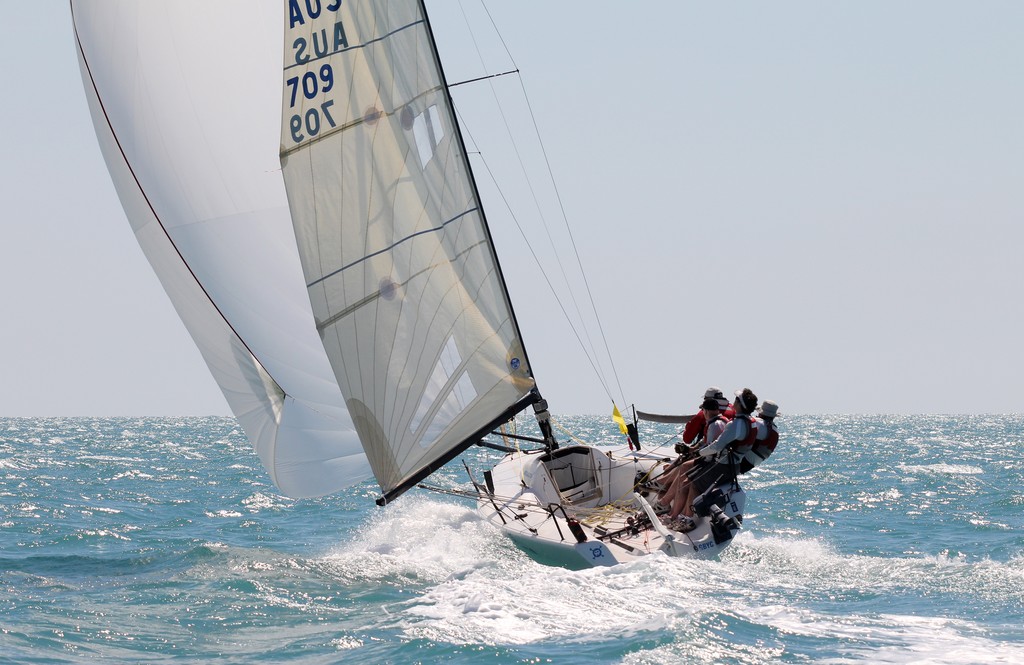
left=701, top=397, right=721, bottom=411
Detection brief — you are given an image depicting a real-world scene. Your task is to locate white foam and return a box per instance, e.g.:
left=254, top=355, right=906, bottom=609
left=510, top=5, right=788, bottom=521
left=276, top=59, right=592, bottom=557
left=241, top=492, right=292, bottom=512
left=806, top=612, right=1024, bottom=664
left=205, top=509, right=243, bottom=518
left=320, top=497, right=1024, bottom=657
left=323, top=496, right=510, bottom=585
left=898, top=463, right=983, bottom=475
left=111, top=469, right=154, bottom=481
left=402, top=556, right=710, bottom=645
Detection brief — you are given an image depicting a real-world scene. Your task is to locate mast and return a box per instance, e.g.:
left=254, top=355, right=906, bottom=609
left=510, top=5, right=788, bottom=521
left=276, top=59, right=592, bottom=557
left=416, top=0, right=557, bottom=456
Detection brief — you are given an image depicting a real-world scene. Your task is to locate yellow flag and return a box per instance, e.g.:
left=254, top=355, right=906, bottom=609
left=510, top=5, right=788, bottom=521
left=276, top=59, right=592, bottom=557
left=612, top=403, right=629, bottom=436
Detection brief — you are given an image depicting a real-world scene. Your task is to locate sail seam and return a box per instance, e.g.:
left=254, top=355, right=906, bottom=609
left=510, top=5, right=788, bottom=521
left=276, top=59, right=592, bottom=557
left=306, top=207, right=479, bottom=288
left=70, top=4, right=287, bottom=402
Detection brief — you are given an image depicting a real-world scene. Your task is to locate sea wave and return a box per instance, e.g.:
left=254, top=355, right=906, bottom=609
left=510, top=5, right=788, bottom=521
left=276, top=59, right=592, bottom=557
left=3, top=415, right=1024, bottom=663
left=898, top=463, right=984, bottom=475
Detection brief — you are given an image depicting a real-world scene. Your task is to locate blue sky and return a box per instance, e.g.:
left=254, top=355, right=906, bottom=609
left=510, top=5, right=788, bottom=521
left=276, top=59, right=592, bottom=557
left=2, top=1, right=1022, bottom=416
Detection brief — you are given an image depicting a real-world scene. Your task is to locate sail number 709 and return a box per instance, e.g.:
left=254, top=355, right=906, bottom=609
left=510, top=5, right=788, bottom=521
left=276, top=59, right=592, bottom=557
left=290, top=101, right=336, bottom=143
left=286, top=65, right=334, bottom=107
left=286, top=64, right=337, bottom=144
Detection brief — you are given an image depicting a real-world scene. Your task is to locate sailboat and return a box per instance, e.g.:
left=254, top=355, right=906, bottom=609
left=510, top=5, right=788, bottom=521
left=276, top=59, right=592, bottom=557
left=71, top=0, right=746, bottom=567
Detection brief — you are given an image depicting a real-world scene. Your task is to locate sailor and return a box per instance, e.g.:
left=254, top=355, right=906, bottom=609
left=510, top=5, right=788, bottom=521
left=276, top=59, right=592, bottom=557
left=740, top=400, right=780, bottom=473
left=669, top=388, right=758, bottom=527
left=679, top=387, right=735, bottom=450
left=645, top=386, right=729, bottom=490
left=656, top=397, right=728, bottom=515
left=696, top=388, right=758, bottom=467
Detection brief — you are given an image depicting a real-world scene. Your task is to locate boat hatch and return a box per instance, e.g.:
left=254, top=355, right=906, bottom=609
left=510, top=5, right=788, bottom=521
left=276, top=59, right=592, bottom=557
left=540, top=446, right=602, bottom=505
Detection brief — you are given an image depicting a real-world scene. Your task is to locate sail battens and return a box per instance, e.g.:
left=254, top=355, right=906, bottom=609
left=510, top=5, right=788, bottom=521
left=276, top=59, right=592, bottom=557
left=281, top=0, right=535, bottom=497
left=278, top=114, right=367, bottom=158
left=306, top=207, right=481, bottom=289
left=315, top=237, right=490, bottom=332
left=376, top=391, right=541, bottom=506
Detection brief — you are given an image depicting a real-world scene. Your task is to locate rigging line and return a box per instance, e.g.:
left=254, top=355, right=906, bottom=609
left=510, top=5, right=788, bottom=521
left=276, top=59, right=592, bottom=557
left=453, top=1, right=615, bottom=399
left=512, top=75, right=628, bottom=407
left=549, top=418, right=589, bottom=447
left=453, top=1, right=612, bottom=398
left=467, top=143, right=613, bottom=401
left=454, top=105, right=610, bottom=401
left=478, top=1, right=628, bottom=407
left=649, top=431, right=685, bottom=451
left=476, top=0, right=518, bottom=70
left=485, top=94, right=611, bottom=401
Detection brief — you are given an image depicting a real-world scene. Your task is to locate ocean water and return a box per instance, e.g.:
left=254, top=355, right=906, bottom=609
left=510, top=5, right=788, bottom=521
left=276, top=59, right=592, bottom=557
left=2, top=414, right=1023, bottom=664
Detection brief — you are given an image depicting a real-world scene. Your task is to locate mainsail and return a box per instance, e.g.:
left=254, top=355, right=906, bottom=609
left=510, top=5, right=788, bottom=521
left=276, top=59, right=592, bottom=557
left=72, top=0, right=537, bottom=502
left=280, top=1, right=536, bottom=502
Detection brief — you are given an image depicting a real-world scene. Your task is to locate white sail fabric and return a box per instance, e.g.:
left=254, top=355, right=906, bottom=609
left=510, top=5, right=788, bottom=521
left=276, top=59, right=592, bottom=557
left=280, top=1, right=534, bottom=496
left=71, top=1, right=371, bottom=498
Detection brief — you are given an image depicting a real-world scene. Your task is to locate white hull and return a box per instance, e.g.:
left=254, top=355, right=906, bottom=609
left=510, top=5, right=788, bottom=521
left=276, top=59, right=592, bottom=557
left=475, top=445, right=745, bottom=568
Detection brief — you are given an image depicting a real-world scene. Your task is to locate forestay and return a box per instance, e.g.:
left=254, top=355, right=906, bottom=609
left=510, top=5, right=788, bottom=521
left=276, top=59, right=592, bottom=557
left=279, top=0, right=536, bottom=501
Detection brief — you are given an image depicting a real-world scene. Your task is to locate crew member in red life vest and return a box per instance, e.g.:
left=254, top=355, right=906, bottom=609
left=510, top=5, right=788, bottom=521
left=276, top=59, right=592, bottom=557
left=696, top=388, right=758, bottom=467
left=656, top=397, right=728, bottom=514
left=741, top=400, right=779, bottom=474
left=680, top=387, right=735, bottom=448
left=668, top=388, right=758, bottom=529
left=649, top=386, right=731, bottom=490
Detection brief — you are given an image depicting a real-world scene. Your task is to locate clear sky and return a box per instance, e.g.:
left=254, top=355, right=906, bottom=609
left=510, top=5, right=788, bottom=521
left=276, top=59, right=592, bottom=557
left=2, top=1, right=1022, bottom=416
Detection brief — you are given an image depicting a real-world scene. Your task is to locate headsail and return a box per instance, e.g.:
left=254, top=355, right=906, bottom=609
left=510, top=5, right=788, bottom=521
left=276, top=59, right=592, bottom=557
left=70, top=1, right=371, bottom=499
left=279, top=1, right=536, bottom=501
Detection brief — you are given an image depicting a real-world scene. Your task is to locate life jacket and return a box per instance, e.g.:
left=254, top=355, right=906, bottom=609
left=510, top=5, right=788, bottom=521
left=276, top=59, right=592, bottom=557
left=688, top=413, right=720, bottom=448
left=685, top=403, right=735, bottom=444
left=730, top=415, right=757, bottom=454
left=717, top=415, right=756, bottom=468
left=702, top=414, right=721, bottom=442
left=751, top=418, right=779, bottom=462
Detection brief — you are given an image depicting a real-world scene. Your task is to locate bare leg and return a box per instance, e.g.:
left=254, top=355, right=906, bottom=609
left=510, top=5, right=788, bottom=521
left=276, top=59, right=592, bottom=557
left=667, top=473, right=693, bottom=520
left=658, top=460, right=694, bottom=507
left=681, top=483, right=698, bottom=518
